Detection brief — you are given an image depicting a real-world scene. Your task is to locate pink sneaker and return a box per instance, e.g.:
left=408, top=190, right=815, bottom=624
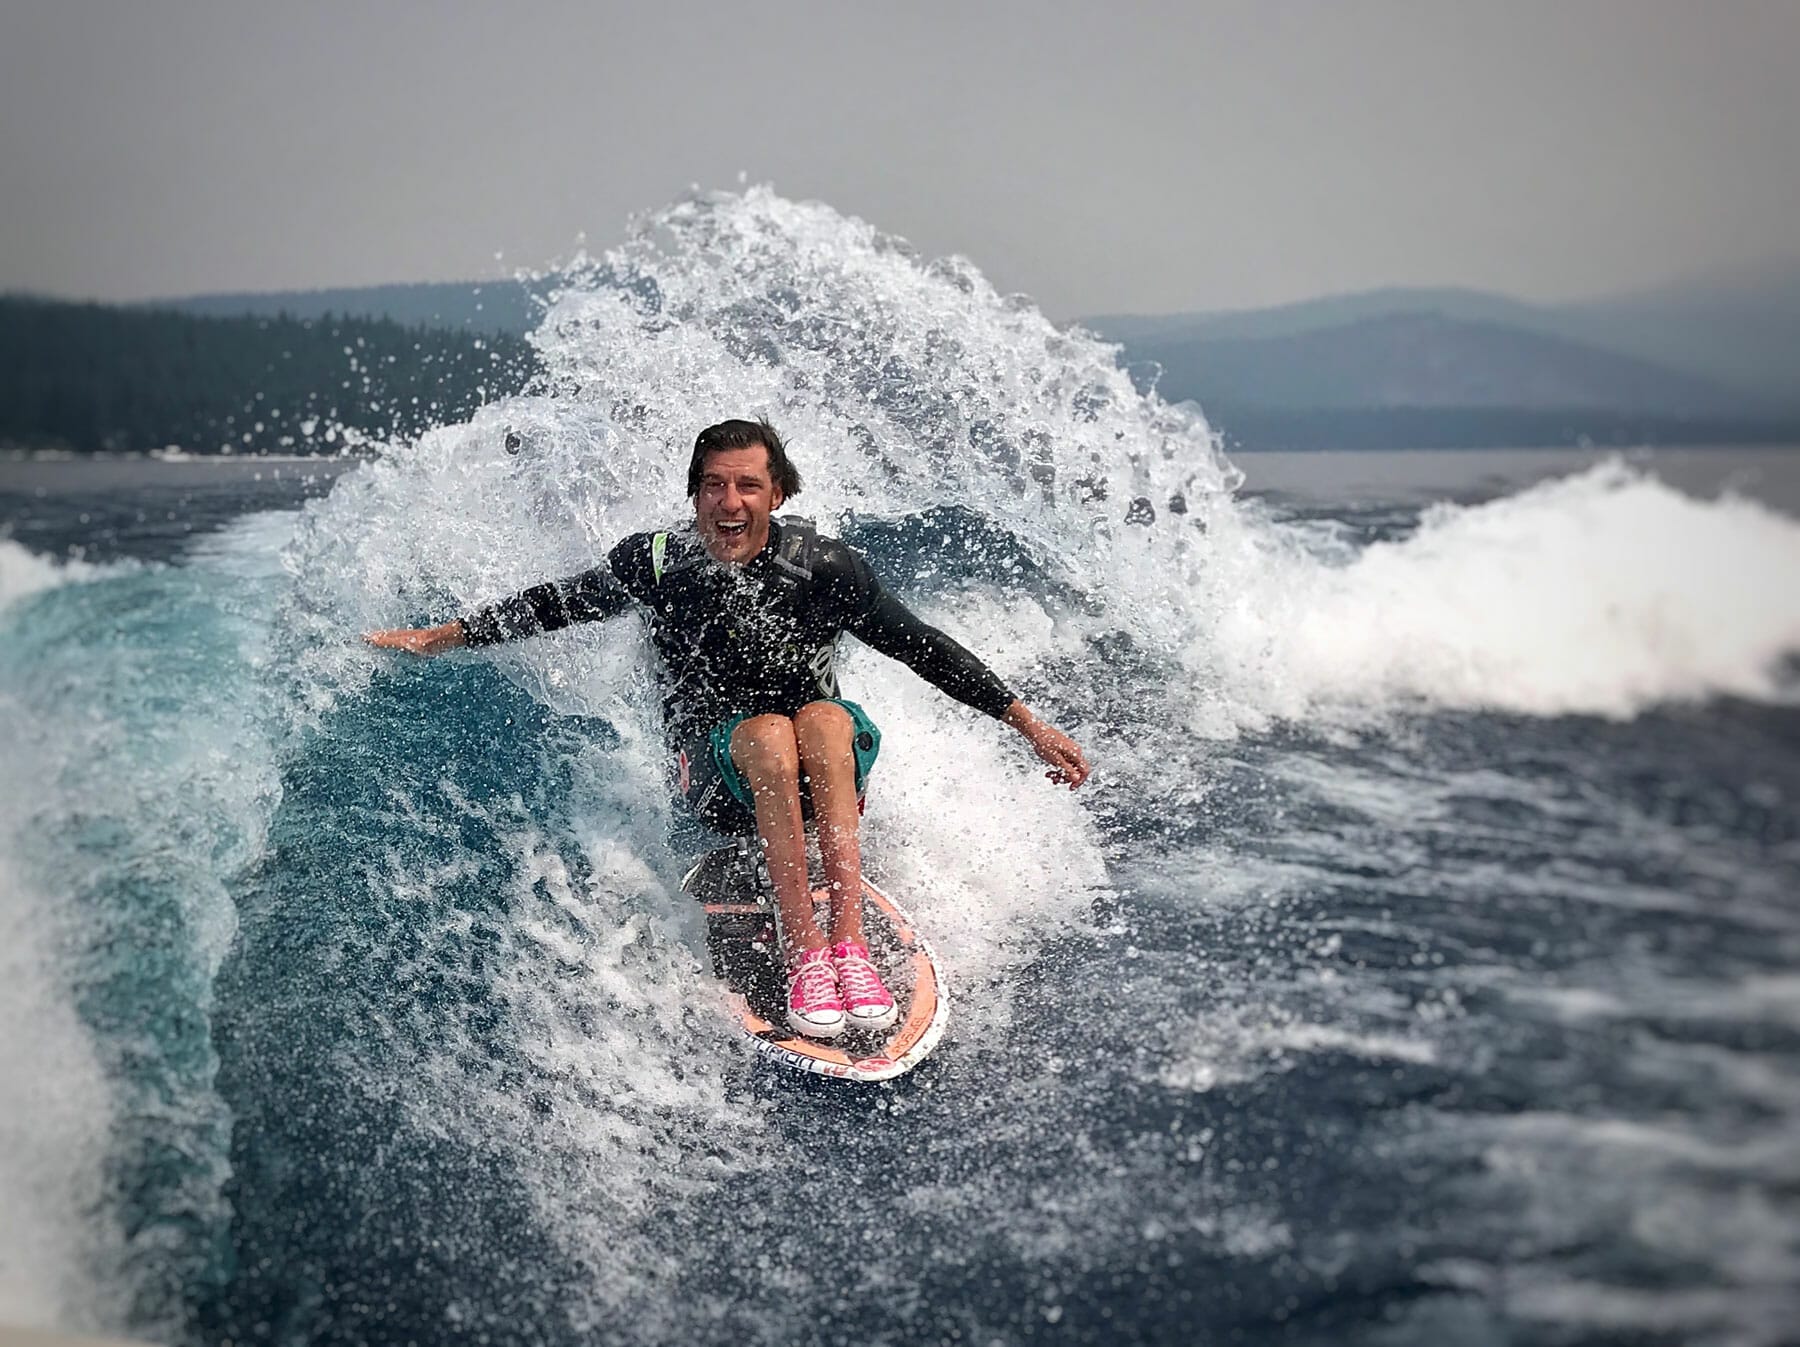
left=785, top=947, right=845, bottom=1040
left=832, top=941, right=899, bottom=1032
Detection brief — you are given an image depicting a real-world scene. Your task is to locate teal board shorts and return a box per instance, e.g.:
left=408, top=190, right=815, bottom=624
left=674, top=699, right=881, bottom=837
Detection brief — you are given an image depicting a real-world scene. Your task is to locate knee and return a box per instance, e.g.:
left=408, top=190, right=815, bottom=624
left=792, top=700, right=853, bottom=759
left=730, top=714, right=799, bottom=778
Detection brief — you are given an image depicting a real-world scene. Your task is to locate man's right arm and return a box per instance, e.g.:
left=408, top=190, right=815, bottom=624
left=364, top=541, right=641, bottom=656
left=364, top=619, right=467, bottom=655
left=456, top=565, right=633, bottom=646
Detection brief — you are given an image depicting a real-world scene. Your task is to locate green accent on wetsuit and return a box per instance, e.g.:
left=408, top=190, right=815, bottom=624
left=651, top=531, right=668, bottom=582
left=707, top=700, right=882, bottom=811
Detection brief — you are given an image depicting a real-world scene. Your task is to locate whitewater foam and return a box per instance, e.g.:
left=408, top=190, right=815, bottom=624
left=1158, top=1004, right=1441, bottom=1093
left=1201, top=461, right=1800, bottom=724
left=0, top=541, right=126, bottom=1332
left=0, top=852, right=124, bottom=1334
left=0, top=518, right=293, bottom=1340
left=0, top=538, right=111, bottom=608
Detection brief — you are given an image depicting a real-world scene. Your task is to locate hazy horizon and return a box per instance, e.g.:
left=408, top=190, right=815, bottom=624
left=4, top=2, right=1798, bottom=320
left=14, top=238, right=1800, bottom=327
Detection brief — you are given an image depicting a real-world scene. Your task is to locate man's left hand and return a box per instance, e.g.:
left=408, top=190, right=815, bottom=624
left=1003, top=702, right=1091, bottom=790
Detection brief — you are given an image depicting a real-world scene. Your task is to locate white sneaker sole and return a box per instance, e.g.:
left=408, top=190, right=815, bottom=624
left=844, top=1004, right=899, bottom=1033
left=786, top=1010, right=846, bottom=1040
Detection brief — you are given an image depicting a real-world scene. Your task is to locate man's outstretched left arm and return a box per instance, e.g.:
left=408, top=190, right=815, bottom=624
left=844, top=569, right=1090, bottom=790
left=999, top=699, right=1090, bottom=789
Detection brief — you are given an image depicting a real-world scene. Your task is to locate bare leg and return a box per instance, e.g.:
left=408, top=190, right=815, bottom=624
left=729, top=714, right=825, bottom=962
left=792, top=700, right=865, bottom=947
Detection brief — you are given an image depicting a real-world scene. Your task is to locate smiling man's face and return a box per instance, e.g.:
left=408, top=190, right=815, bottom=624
left=694, top=442, right=784, bottom=564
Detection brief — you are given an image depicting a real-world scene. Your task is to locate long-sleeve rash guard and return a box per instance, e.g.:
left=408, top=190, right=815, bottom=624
left=459, top=517, right=1015, bottom=743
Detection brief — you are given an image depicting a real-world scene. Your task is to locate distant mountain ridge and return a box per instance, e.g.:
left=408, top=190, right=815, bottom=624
left=1119, top=312, right=1752, bottom=415
left=1562, top=262, right=1800, bottom=408
left=1085, top=259, right=1800, bottom=415
left=1088, top=287, right=1545, bottom=345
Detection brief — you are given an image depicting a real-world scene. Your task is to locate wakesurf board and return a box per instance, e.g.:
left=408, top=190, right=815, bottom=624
left=680, top=840, right=948, bottom=1082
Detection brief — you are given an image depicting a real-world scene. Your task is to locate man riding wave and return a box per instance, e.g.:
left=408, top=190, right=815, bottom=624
left=366, top=418, right=1090, bottom=1039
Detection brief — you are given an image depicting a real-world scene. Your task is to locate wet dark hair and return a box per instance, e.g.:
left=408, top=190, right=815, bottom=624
left=686, top=418, right=803, bottom=499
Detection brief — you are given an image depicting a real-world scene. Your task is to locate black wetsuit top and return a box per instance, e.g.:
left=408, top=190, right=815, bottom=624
left=459, top=518, right=1015, bottom=743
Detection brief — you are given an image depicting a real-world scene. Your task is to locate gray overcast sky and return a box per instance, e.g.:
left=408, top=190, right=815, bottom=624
left=2, top=0, right=1796, bottom=319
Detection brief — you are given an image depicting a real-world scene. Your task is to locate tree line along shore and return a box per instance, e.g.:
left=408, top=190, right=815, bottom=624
left=0, top=296, right=535, bottom=457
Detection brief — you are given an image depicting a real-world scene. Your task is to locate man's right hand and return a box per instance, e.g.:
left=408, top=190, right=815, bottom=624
left=364, top=620, right=466, bottom=656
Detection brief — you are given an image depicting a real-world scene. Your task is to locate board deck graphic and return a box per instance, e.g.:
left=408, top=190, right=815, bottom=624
left=680, top=843, right=948, bottom=1082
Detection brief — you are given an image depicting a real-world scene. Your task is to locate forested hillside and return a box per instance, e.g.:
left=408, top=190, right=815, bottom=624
left=0, top=297, right=536, bottom=454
